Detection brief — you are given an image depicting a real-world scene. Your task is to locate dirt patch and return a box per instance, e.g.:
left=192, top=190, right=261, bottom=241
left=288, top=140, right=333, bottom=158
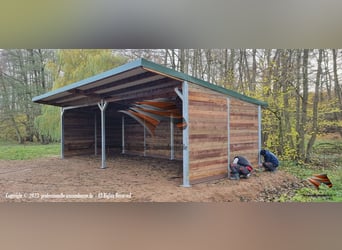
left=0, top=155, right=303, bottom=202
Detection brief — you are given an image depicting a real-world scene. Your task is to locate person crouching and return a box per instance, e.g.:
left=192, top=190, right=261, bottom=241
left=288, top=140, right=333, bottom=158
left=229, top=156, right=254, bottom=180
left=259, top=149, right=279, bottom=172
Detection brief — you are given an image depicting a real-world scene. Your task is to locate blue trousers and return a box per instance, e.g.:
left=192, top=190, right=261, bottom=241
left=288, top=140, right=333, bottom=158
left=262, top=162, right=277, bottom=171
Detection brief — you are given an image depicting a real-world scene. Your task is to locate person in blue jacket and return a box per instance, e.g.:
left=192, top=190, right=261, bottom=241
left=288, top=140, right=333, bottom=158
left=259, top=149, right=279, bottom=172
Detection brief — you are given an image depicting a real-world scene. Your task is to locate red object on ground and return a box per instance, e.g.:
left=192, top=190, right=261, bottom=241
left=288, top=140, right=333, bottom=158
left=307, top=174, right=333, bottom=189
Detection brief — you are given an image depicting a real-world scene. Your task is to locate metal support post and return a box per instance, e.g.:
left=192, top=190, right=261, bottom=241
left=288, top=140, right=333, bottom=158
left=181, top=81, right=190, bottom=187
left=94, top=112, right=97, bottom=156
left=61, top=108, right=65, bottom=159
left=258, top=105, right=262, bottom=165
left=98, top=100, right=108, bottom=169
left=227, top=98, right=231, bottom=178
left=170, top=114, right=174, bottom=160
left=122, top=115, right=125, bottom=154
left=143, top=120, right=146, bottom=157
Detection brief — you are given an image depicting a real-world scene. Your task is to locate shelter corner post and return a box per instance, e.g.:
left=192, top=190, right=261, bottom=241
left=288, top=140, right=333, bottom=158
left=60, top=107, right=65, bottom=159
left=258, top=105, right=262, bottom=165
left=227, top=98, right=231, bottom=178
left=176, top=81, right=190, bottom=187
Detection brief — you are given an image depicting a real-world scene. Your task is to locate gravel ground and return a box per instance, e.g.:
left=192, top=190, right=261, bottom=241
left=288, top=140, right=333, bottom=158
left=0, top=155, right=303, bottom=202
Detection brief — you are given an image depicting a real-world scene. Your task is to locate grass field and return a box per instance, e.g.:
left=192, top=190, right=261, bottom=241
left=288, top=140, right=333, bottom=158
left=281, top=162, right=342, bottom=202
left=280, top=134, right=342, bottom=202
left=0, top=142, right=59, bottom=160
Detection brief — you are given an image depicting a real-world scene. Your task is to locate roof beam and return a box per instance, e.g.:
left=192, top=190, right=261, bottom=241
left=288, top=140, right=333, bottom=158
left=107, top=85, right=179, bottom=104
left=68, top=88, right=102, bottom=99
left=82, top=71, right=156, bottom=94
left=101, top=78, right=178, bottom=99
left=60, top=96, right=101, bottom=107
left=42, top=71, right=158, bottom=105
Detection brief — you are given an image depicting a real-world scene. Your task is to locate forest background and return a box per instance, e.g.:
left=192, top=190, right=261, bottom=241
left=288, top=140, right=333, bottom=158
left=0, top=49, right=341, bottom=163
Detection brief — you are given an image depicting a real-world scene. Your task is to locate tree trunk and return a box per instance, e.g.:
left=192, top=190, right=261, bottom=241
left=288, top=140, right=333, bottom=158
left=295, top=49, right=303, bottom=160
left=306, top=49, right=323, bottom=162
left=179, top=49, right=185, bottom=73
left=251, top=49, right=257, bottom=90
left=298, top=49, right=309, bottom=160
left=229, top=49, right=235, bottom=84
left=243, top=49, right=251, bottom=90
left=282, top=49, right=295, bottom=150
left=332, top=49, right=342, bottom=137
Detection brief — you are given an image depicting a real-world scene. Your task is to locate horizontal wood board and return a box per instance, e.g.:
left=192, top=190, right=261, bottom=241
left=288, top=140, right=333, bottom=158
left=229, top=98, right=259, bottom=167
left=188, top=83, right=229, bottom=182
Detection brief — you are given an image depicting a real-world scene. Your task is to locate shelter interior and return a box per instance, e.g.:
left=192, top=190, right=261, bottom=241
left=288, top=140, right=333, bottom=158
left=63, top=97, right=184, bottom=161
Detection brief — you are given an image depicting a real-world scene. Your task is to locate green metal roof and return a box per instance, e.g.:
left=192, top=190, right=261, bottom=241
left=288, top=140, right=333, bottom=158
left=32, top=58, right=267, bottom=107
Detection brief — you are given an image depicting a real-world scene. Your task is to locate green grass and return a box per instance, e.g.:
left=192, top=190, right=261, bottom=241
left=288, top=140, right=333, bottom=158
left=280, top=159, right=342, bottom=202
left=278, top=135, right=342, bottom=202
left=0, top=142, right=60, bottom=160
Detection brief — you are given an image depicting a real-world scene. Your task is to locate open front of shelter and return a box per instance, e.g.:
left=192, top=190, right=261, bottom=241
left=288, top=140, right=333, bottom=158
left=33, top=59, right=267, bottom=186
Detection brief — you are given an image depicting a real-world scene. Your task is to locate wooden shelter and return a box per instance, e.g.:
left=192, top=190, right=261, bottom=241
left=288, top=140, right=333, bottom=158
left=33, top=59, right=267, bottom=186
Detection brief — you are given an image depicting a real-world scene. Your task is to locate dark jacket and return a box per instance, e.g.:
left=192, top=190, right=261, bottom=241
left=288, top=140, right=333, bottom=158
left=234, top=156, right=252, bottom=167
left=263, top=151, right=279, bottom=167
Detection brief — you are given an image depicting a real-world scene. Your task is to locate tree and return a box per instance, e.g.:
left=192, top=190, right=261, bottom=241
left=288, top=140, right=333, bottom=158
left=0, top=49, right=55, bottom=143
left=34, top=49, right=128, bottom=143
left=305, top=49, right=323, bottom=162
left=332, top=49, right=342, bottom=137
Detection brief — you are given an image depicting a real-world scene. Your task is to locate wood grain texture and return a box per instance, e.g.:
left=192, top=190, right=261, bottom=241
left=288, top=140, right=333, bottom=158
left=64, top=110, right=95, bottom=156
left=124, top=118, right=183, bottom=160
left=188, top=83, right=229, bottom=183
left=229, top=98, right=259, bottom=167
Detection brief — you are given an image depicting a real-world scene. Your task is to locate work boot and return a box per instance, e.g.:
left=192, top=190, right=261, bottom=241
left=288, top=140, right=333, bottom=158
left=229, top=173, right=240, bottom=180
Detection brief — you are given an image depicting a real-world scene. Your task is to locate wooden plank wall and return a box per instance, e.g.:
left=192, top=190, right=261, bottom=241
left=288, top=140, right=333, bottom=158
left=64, top=109, right=95, bottom=156
left=229, top=99, right=259, bottom=167
left=124, top=116, right=145, bottom=155
left=146, top=119, right=182, bottom=160
left=64, top=107, right=123, bottom=157
left=123, top=116, right=183, bottom=160
left=188, top=84, right=228, bottom=184
left=63, top=105, right=183, bottom=159
left=95, top=110, right=122, bottom=155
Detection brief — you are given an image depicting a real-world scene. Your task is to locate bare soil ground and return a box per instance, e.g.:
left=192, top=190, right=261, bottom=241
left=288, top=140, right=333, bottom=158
left=0, top=155, right=304, bottom=202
